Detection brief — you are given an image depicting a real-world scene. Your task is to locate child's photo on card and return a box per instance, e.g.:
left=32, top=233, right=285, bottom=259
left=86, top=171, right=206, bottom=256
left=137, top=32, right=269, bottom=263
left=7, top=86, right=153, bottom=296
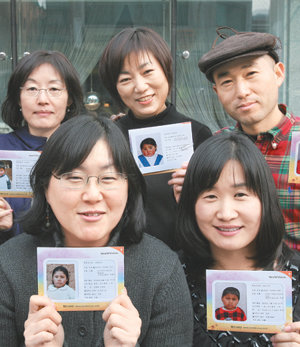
left=37, top=247, right=124, bottom=311
left=214, top=282, right=247, bottom=322
left=46, top=263, right=77, bottom=301
left=0, top=160, right=12, bottom=191
left=206, top=270, right=292, bottom=334
left=288, top=131, right=300, bottom=183
left=0, top=150, right=41, bottom=197
left=128, top=122, right=194, bottom=175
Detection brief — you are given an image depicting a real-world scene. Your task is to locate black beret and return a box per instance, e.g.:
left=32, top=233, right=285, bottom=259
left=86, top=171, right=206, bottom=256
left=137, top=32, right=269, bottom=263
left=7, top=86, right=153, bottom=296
left=198, top=27, right=281, bottom=82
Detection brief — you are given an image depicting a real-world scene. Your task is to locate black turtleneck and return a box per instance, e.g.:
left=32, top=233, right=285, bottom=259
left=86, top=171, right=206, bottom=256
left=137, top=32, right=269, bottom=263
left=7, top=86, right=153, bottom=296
left=116, top=102, right=212, bottom=249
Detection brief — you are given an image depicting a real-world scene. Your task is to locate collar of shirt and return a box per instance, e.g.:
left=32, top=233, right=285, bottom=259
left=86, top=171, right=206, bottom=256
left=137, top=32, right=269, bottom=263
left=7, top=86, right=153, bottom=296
left=235, top=104, right=295, bottom=149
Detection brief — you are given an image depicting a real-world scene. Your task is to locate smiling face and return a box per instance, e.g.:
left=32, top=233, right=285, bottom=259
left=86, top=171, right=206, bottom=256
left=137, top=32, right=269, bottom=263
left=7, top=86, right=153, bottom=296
left=45, top=139, right=128, bottom=247
left=222, top=293, right=239, bottom=310
left=212, top=55, right=285, bottom=135
left=52, top=270, right=68, bottom=289
left=20, top=63, right=70, bottom=138
left=141, top=144, right=156, bottom=157
left=195, top=160, right=262, bottom=259
left=116, top=52, right=169, bottom=119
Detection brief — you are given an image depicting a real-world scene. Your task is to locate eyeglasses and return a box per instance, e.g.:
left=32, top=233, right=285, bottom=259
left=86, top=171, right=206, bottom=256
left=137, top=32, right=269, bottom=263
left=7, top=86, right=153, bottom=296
left=53, top=172, right=127, bottom=190
left=20, top=87, right=66, bottom=97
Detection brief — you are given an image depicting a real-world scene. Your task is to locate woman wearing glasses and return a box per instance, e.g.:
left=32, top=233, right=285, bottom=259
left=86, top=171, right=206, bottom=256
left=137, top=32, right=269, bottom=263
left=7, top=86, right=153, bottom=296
left=0, top=115, right=193, bottom=346
left=0, top=50, right=83, bottom=242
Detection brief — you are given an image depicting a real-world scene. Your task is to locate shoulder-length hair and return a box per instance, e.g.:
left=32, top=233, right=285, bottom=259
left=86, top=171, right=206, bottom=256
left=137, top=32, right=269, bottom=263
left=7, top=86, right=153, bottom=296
left=98, top=26, right=173, bottom=110
left=21, top=115, right=146, bottom=246
left=2, top=50, right=83, bottom=130
left=177, top=132, right=285, bottom=269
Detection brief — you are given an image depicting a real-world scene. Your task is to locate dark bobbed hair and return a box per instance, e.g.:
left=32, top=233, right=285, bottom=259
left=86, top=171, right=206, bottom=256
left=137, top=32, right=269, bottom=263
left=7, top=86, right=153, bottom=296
left=177, top=132, right=285, bottom=269
left=140, top=137, right=157, bottom=150
left=222, top=287, right=240, bottom=300
left=99, top=27, right=173, bottom=110
left=52, top=265, right=69, bottom=285
left=2, top=50, right=83, bottom=130
left=21, top=115, right=146, bottom=246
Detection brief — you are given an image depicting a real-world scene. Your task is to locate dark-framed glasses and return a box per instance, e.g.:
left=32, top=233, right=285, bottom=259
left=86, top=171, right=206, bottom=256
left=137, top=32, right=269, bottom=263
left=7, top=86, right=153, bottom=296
left=53, top=171, right=127, bottom=190
left=20, top=87, right=66, bottom=97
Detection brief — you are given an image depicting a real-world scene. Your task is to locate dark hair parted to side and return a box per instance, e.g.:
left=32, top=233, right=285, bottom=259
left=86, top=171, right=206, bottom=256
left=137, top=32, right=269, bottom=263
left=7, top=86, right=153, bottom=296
left=98, top=27, right=173, bottom=110
left=140, top=137, right=157, bottom=150
left=2, top=50, right=83, bottom=130
left=21, top=115, right=146, bottom=246
left=222, top=287, right=240, bottom=300
left=52, top=266, right=70, bottom=285
left=177, top=132, right=285, bottom=269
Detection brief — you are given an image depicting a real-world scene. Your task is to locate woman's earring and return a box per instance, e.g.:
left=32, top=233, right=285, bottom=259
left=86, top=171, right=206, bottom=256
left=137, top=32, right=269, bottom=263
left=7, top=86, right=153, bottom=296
left=67, top=107, right=70, bottom=113
left=45, top=204, right=50, bottom=228
left=19, top=108, right=22, bottom=112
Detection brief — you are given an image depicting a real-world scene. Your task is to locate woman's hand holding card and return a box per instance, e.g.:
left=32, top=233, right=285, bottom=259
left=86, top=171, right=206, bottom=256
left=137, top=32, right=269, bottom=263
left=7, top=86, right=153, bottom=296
left=24, top=295, right=64, bottom=347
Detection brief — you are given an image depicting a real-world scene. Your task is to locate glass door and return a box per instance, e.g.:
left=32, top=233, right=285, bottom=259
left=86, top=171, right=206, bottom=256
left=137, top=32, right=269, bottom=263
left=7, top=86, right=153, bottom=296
left=5, top=0, right=297, bottom=133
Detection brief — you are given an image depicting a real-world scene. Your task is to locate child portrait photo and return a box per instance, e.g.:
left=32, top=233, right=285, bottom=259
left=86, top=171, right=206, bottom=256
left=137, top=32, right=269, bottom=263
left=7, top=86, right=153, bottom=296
left=47, top=264, right=76, bottom=300
left=138, top=137, right=164, bottom=168
left=214, top=283, right=247, bottom=322
left=0, top=160, right=12, bottom=190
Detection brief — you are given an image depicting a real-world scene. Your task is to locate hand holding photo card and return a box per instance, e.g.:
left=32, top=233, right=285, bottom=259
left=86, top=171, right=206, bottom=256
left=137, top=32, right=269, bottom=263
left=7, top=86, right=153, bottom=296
left=0, top=150, right=41, bottom=197
left=207, top=270, right=292, bottom=334
left=288, top=131, right=300, bottom=183
left=128, top=122, right=194, bottom=175
left=37, top=247, right=124, bottom=311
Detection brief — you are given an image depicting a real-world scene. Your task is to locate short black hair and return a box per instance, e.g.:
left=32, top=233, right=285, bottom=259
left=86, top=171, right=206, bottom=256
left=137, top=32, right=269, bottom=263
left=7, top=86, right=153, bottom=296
left=52, top=265, right=70, bottom=285
left=140, top=138, right=157, bottom=150
left=99, top=27, right=172, bottom=110
left=2, top=50, right=83, bottom=130
left=222, top=287, right=240, bottom=300
left=177, top=132, right=285, bottom=269
left=21, top=115, right=146, bottom=246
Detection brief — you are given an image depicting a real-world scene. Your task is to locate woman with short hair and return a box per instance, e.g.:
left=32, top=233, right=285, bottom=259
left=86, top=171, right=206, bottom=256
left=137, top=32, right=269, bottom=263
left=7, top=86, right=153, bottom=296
left=0, top=115, right=193, bottom=346
left=99, top=27, right=212, bottom=249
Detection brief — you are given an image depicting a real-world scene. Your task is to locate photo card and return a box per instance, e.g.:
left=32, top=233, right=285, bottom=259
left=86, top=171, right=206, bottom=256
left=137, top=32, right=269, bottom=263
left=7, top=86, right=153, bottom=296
left=37, top=246, right=124, bottom=311
left=128, top=122, right=194, bottom=175
left=0, top=150, right=41, bottom=197
left=206, top=270, right=292, bottom=334
left=288, top=131, right=300, bottom=183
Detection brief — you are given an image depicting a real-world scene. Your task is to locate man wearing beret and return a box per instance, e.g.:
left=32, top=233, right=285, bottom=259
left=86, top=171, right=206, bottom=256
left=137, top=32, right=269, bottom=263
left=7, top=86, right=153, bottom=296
left=198, top=27, right=300, bottom=250
left=170, top=27, right=300, bottom=250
